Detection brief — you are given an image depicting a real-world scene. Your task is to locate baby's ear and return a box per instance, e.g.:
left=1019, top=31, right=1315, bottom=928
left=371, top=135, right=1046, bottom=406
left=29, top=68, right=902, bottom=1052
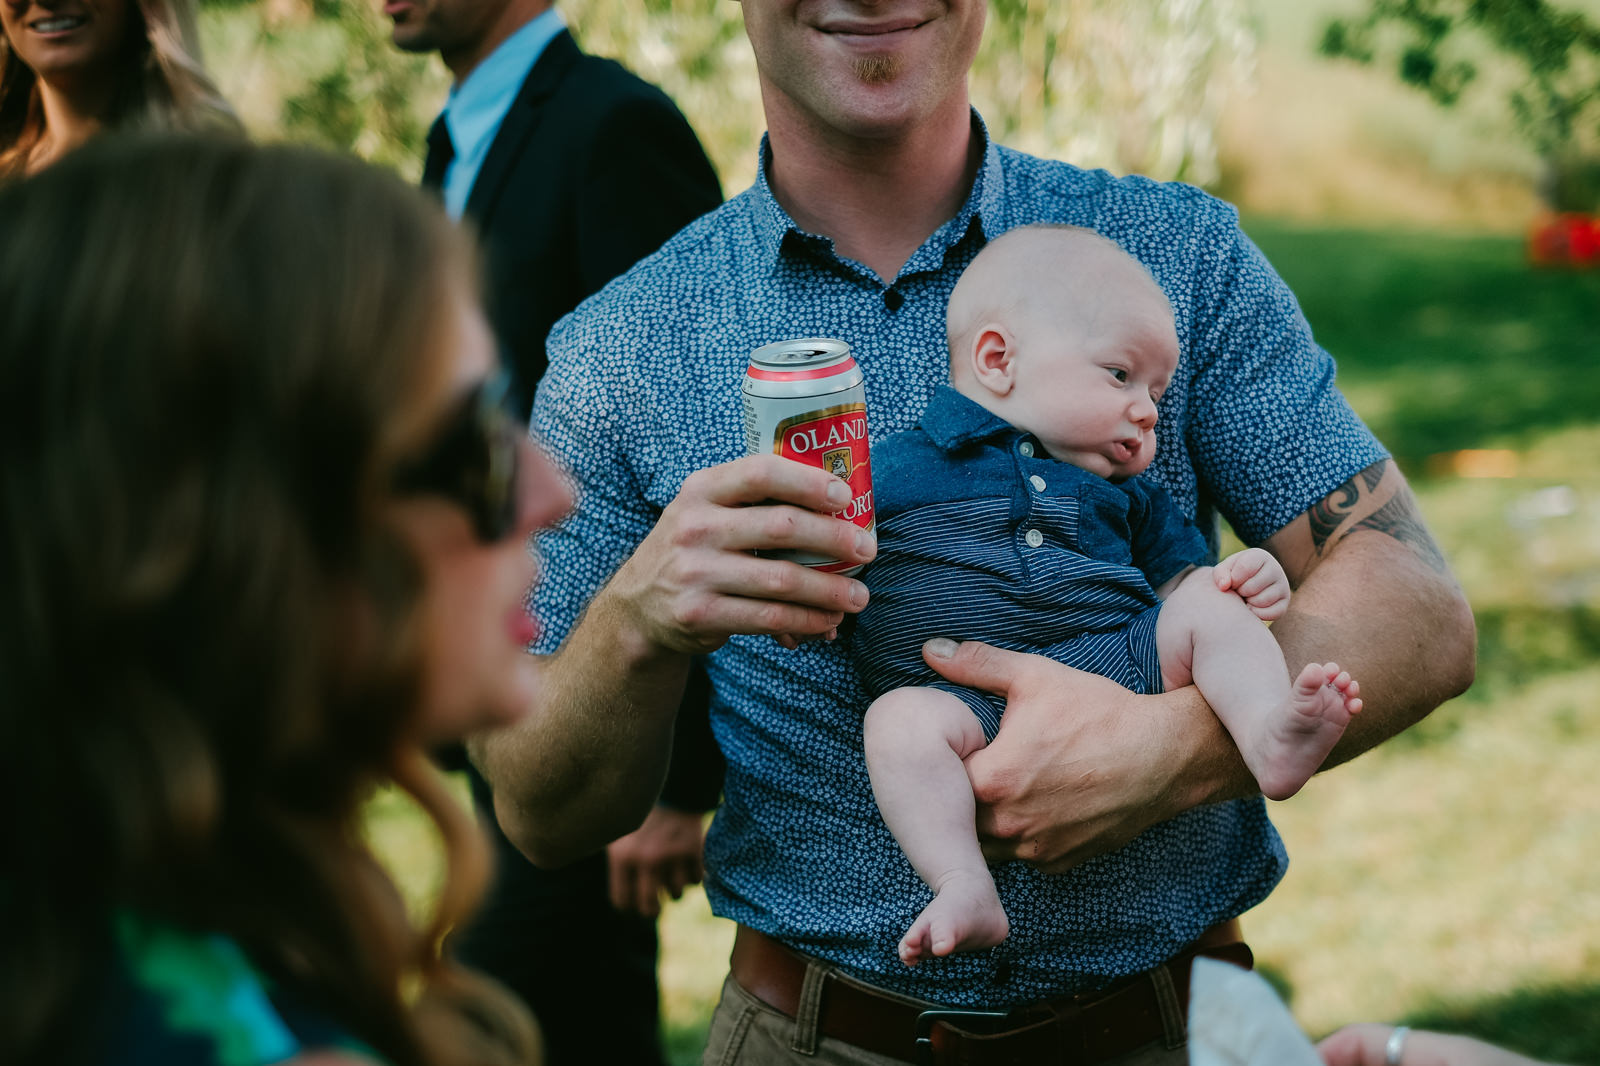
left=969, top=325, right=1016, bottom=397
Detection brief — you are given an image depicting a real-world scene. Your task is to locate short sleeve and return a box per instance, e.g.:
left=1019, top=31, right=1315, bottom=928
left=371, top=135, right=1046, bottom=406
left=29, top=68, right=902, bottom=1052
left=1126, top=480, right=1209, bottom=587
left=530, top=316, right=665, bottom=652
left=1183, top=224, right=1388, bottom=545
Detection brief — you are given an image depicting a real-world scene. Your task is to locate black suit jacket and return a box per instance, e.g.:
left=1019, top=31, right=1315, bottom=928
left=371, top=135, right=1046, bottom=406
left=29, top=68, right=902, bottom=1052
left=425, top=29, right=724, bottom=811
left=434, top=29, right=723, bottom=420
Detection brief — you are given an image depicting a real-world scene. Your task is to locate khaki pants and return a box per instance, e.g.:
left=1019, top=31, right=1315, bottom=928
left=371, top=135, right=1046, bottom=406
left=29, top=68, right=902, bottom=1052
left=702, top=971, right=1189, bottom=1066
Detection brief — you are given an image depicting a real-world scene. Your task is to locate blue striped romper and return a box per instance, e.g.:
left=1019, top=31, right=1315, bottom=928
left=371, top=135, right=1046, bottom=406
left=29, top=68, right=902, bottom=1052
left=853, top=385, right=1210, bottom=740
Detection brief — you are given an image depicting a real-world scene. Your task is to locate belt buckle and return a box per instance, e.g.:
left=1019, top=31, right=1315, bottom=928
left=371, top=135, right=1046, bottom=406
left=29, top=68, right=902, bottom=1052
left=913, top=1008, right=1010, bottom=1066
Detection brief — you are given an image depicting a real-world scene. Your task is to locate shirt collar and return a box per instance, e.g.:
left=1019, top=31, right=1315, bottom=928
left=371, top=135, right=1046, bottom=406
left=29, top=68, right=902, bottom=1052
left=442, top=7, right=565, bottom=165
left=749, top=108, right=1008, bottom=278
left=918, top=385, right=1019, bottom=452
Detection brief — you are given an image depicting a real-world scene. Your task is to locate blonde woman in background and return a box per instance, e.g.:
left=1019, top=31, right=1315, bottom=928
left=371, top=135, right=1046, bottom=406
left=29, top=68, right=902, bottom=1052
left=0, top=0, right=235, bottom=176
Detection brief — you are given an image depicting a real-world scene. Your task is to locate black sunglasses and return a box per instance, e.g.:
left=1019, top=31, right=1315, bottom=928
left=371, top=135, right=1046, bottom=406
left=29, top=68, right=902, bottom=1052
left=393, top=371, right=523, bottom=543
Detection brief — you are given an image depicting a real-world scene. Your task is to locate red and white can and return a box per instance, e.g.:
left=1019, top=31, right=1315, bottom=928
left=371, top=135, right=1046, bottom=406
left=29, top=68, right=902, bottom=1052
left=741, top=337, right=874, bottom=575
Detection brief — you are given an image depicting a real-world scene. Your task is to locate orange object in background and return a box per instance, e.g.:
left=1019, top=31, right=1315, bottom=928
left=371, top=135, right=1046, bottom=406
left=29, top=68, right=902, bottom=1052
left=1528, top=213, right=1600, bottom=267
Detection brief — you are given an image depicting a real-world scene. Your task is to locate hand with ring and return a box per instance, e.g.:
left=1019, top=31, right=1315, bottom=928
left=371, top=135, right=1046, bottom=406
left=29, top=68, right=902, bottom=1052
left=1317, top=1023, right=1567, bottom=1066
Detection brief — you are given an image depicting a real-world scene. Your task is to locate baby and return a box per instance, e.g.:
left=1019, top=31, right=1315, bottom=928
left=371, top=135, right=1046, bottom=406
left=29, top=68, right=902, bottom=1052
left=854, top=224, right=1362, bottom=967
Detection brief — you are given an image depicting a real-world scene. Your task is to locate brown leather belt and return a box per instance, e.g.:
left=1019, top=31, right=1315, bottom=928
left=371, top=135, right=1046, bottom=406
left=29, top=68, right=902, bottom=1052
left=730, top=921, right=1253, bottom=1065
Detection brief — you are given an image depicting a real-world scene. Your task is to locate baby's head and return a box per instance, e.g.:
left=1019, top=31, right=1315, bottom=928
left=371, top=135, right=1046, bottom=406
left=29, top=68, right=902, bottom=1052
left=946, top=224, right=1178, bottom=480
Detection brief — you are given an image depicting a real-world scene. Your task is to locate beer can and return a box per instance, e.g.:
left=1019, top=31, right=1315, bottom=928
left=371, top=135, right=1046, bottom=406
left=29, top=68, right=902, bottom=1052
left=741, top=338, right=874, bottom=575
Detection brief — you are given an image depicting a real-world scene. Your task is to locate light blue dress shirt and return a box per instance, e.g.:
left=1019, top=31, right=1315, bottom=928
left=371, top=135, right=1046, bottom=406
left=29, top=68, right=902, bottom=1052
left=438, top=7, right=565, bottom=220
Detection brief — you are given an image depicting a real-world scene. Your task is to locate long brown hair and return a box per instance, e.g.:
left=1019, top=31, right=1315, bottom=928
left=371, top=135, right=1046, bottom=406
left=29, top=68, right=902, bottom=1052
left=0, top=0, right=237, bottom=176
left=0, top=134, right=536, bottom=1066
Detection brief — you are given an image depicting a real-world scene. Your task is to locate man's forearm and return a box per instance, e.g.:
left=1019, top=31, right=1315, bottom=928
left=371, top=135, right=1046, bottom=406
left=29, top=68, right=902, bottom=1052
left=475, top=453, right=874, bottom=866
left=473, top=589, right=691, bottom=868
left=1162, top=464, right=1474, bottom=817
left=1156, top=684, right=1258, bottom=810
left=1265, top=460, right=1476, bottom=767
left=1271, top=529, right=1474, bottom=766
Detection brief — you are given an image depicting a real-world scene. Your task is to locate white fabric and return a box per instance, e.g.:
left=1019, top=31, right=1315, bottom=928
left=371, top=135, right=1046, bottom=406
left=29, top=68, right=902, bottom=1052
left=1186, top=957, right=1322, bottom=1066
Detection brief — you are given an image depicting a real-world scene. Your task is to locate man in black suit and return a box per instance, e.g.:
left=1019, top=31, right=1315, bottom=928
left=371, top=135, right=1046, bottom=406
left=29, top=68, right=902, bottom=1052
left=388, top=1, right=724, bottom=1062
left=392, top=0, right=722, bottom=418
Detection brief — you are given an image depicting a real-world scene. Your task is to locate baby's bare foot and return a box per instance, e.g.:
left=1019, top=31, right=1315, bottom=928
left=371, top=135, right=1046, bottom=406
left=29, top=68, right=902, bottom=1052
left=1248, top=662, right=1362, bottom=801
left=898, top=870, right=1010, bottom=966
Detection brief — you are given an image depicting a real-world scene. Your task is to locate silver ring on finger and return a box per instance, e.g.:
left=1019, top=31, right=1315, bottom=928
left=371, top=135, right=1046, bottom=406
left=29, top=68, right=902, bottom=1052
left=1384, top=1025, right=1410, bottom=1066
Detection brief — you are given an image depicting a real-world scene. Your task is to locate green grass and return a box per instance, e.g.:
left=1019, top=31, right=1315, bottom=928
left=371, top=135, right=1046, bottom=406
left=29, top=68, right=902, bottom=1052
left=1245, top=221, right=1600, bottom=473
left=1234, top=220, right=1600, bottom=1065
left=367, top=224, right=1600, bottom=1065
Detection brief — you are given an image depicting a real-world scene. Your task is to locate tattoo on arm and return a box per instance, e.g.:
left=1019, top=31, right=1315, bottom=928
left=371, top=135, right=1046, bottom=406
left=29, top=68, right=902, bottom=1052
left=1307, top=480, right=1361, bottom=549
left=1352, top=494, right=1449, bottom=572
left=1307, top=460, right=1449, bottom=573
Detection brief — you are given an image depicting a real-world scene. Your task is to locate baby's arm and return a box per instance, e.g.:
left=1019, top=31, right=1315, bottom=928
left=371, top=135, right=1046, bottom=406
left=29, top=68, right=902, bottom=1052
left=1155, top=549, right=1288, bottom=621
left=1211, top=547, right=1290, bottom=621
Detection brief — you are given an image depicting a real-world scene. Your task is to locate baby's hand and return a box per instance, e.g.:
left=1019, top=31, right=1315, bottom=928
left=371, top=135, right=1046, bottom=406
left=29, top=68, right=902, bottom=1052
left=1213, top=547, right=1290, bottom=621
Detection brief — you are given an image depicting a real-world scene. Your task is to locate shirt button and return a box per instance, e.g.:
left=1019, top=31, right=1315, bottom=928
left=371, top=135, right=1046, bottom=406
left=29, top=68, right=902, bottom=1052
left=1018, top=441, right=1034, bottom=457
left=1029, top=475, right=1046, bottom=492
left=1024, top=528, right=1044, bottom=548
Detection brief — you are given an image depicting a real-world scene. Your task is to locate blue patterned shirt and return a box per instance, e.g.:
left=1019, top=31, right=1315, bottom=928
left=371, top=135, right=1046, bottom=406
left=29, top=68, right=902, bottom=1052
left=854, top=385, right=1210, bottom=740
left=533, top=113, right=1388, bottom=1008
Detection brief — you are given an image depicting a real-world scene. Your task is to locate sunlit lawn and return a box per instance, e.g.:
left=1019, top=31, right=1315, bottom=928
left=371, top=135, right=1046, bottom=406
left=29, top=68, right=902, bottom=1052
left=367, top=222, right=1600, bottom=1065
left=1234, top=221, right=1600, bottom=1064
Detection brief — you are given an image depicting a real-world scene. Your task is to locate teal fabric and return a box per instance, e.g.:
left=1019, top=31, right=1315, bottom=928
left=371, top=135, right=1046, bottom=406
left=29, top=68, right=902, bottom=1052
left=102, top=912, right=384, bottom=1065
left=115, top=913, right=300, bottom=1063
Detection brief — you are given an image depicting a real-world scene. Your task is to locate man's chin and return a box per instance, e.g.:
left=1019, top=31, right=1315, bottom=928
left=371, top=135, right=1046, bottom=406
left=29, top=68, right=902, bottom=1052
left=387, top=21, right=433, bottom=54
left=851, top=53, right=903, bottom=85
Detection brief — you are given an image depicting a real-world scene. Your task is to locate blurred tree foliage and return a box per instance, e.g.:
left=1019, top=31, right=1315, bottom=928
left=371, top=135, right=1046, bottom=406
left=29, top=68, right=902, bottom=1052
left=198, top=0, right=1256, bottom=191
left=200, top=0, right=446, bottom=177
left=1320, top=0, right=1600, bottom=211
left=974, top=0, right=1255, bottom=186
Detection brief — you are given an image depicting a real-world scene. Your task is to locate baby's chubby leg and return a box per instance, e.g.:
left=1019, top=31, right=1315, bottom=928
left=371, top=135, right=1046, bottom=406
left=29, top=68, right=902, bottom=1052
left=863, top=687, right=1009, bottom=965
left=1157, top=569, right=1360, bottom=801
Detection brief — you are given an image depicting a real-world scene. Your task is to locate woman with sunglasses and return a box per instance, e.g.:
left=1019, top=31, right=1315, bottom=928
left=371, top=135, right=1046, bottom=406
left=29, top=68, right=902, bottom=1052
left=0, top=133, right=566, bottom=1065
left=0, top=0, right=235, bottom=177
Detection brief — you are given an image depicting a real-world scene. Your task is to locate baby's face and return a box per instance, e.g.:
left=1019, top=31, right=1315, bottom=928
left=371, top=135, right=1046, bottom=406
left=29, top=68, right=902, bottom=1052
left=1008, top=296, right=1178, bottom=480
